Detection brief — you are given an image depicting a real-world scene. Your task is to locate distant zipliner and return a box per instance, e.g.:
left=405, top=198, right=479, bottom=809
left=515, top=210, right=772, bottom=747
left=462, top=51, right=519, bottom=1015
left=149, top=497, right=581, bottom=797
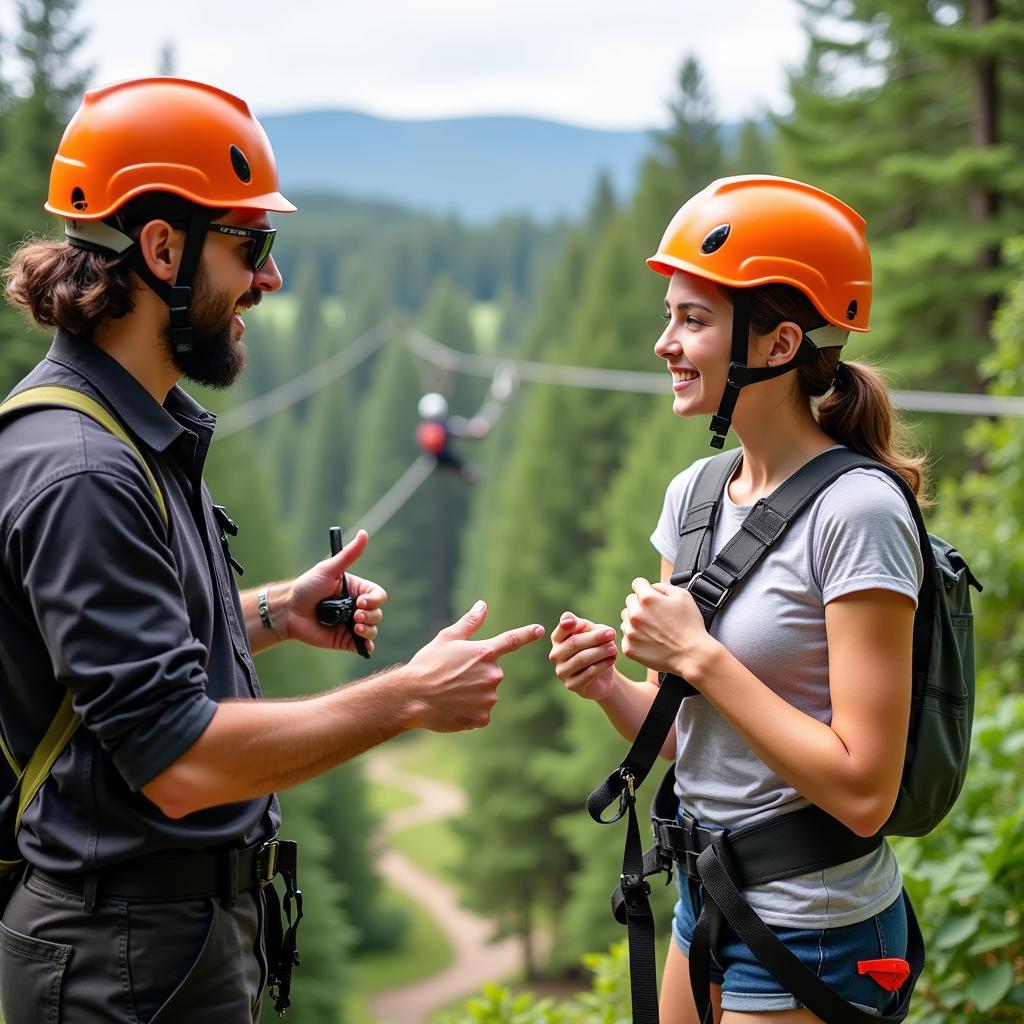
left=415, top=366, right=516, bottom=483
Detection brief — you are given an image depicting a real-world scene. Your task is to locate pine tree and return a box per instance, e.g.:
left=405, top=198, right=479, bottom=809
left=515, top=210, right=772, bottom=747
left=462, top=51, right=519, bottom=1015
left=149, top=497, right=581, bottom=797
left=451, top=214, right=675, bottom=970
left=451, top=62, right=731, bottom=966
left=551, top=405, right=721, bottom=965
left=342, top=333, right=435, bottom=667
left=201, top=423, right=355, bottom=1023
left=777, top=1, right=1024, bottom=393
left=0, top=0, right=89, bottom=394
left=636, top=56, right=726, bottom=245
left=728, top=118, right=777, bottom=175
left=416, top=277, right=481, bottom=636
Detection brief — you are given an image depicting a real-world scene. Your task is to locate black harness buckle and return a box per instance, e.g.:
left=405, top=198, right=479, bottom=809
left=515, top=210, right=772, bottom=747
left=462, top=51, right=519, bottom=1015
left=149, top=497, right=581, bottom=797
left=619, top=871, right=652, bottom=911
left=687, top=571, right=730, bottom=610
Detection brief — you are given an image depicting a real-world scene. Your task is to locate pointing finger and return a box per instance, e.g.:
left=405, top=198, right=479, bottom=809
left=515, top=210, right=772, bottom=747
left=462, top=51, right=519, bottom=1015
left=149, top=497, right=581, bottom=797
left=489, top=623, right=546, bottom=659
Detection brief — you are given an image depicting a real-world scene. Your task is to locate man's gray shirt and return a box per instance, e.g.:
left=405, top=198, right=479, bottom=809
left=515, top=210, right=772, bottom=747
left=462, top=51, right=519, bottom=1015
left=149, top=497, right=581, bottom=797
left=0, top=331, right=278, bottom=873
left=651, top=451, right=923, bottom=928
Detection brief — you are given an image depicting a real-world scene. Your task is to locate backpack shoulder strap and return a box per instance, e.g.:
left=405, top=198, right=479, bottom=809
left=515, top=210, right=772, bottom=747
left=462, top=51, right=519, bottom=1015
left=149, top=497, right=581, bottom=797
left=0, top=385, right=170, bottom=831
left=669, top=450, right=743, bottom=588
left=687, top=447, right=882, bottom=618
left=0, top=385, right=168, bottom=527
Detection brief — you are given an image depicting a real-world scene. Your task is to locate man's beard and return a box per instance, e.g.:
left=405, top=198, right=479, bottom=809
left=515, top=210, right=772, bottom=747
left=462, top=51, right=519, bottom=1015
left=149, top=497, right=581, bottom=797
left=161, top=265, right=254, bottom=389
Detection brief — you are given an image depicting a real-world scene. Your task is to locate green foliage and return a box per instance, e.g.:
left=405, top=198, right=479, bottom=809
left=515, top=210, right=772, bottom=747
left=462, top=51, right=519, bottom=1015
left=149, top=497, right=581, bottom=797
left=892, top=241, right=1024, bottom=1022
left=343, top=331, right=437, bottom=666
left=437, top=942, right=631, bottom=1024
left=346, top=884, right=454, bottom=1024
left=551, top=405, right=718, bottom=966
left=778, top=0, right=1024, bottom=413
left=273, top=193, right=567, bottom=316
left=893, top=692, right=1024, bottom=1022
left=0, top=0, right=90, bottom=395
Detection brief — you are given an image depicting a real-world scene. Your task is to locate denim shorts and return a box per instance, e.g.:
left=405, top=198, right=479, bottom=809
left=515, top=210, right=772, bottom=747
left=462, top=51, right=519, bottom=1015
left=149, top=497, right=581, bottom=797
left=673, top=875, right=908, bottom=1014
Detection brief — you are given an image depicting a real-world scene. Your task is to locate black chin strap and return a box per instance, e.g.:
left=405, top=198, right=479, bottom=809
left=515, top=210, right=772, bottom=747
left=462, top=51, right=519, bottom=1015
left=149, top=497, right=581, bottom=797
left=128, top=207, right=211, bottom=355
left=708, top=290, right=822, bottom=449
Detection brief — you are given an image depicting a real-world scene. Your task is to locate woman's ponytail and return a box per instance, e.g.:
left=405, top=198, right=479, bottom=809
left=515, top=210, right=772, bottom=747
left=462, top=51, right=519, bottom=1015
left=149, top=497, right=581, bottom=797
left=800, top=348, right=931, bottom=506
left=725, top=282, right=931, bottom=505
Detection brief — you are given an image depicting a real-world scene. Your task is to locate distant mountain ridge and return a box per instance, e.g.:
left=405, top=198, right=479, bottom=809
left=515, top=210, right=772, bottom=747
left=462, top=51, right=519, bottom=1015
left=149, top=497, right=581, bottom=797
left=259, top=109, right=656, bottom=223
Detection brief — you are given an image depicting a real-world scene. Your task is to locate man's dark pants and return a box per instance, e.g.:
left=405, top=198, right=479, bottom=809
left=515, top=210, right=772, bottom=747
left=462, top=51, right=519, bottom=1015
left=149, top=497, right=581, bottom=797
left=0, top=868, right=266, bottom=1022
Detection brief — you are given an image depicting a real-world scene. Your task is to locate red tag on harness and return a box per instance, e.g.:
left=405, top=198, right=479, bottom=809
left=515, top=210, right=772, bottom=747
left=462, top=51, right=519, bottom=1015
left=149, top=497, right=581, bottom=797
left=857, top=958, right=910, bottom=992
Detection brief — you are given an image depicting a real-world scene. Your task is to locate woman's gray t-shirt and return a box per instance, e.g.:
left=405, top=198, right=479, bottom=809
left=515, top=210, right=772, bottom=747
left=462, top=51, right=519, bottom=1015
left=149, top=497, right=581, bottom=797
left=650, top=450, right=924, bottom=928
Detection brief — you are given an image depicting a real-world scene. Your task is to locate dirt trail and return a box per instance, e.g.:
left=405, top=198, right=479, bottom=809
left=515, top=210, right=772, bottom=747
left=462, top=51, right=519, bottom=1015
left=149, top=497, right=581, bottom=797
left=364, top=749, right=524, bottom=1024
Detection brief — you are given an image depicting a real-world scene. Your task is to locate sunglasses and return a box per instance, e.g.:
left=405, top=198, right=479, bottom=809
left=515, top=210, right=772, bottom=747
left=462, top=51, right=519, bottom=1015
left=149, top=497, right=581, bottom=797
left=206, top=223, right=277, bottom=271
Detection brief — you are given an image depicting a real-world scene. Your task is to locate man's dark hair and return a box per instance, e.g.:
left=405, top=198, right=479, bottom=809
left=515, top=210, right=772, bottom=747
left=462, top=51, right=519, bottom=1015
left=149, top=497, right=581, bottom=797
left=3, top=192, right=225, bottom=339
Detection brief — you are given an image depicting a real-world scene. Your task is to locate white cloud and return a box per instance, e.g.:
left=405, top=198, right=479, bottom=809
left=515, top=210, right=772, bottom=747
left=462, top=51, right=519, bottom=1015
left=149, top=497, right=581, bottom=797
left=1, top=0, right=807, bottom=129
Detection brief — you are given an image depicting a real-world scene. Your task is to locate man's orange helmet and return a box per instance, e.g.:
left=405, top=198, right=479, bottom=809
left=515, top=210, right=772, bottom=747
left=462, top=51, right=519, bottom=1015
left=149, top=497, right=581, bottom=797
left=648, top=175, right=871, bottom=333
left=648, top=176, right=873, bottom=448
left=46, top=77, right=294, bottom=220
left=46, top=78, right=294, bottom=355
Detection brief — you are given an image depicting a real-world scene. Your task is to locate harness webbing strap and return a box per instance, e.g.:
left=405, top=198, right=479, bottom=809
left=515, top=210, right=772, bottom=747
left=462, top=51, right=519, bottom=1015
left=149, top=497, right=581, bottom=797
left=0, top=386, right=168, bottom=525
left=0, top=385, right=169, bottom=834
left=17, top=691, right=77, bottom=830
left=693, top=848, right=923, bottom=1024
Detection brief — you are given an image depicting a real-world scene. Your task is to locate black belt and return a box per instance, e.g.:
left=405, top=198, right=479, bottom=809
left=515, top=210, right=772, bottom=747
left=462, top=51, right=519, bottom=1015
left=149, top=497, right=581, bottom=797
left=653, top=804, right=884, bottom=888
left=31, top=837, right=284, bottom=905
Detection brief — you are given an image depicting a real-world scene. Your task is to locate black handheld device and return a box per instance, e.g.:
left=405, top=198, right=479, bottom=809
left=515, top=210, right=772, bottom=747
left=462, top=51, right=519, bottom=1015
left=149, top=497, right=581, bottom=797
left=315, top=528, right=370, bottom=658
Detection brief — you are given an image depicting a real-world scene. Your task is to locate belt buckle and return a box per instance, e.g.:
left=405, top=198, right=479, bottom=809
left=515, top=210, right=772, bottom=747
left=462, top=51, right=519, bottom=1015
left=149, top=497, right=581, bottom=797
left=257, top=840, right=280, bottom=887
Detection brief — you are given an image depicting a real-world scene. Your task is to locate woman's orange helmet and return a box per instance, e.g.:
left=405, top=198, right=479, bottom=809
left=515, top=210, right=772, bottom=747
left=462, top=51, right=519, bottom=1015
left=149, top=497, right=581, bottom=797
left=648, top=176, right=872, bottom=448
left=46, top=77, right=295, bottom=220
left=648, top=175, right=871, bottom=332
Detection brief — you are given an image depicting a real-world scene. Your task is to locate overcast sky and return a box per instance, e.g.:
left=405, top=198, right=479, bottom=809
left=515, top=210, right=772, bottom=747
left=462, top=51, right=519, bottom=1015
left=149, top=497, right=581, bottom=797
left=1, top=1, right=808, bottom=130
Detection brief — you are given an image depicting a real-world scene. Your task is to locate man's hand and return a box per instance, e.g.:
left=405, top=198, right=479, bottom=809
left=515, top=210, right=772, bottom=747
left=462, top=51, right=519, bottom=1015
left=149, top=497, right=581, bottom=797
left=286, top=530, right=387, bottom=653
left=549, top=612, right=619, bottom=700
left=620, top=577, right=717, bottom=678
left=405, top=601, right=545, bottom=732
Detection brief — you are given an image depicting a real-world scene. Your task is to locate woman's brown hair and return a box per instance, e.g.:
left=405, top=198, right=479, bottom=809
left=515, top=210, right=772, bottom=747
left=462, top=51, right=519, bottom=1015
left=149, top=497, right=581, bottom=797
left=722, top=282, right=930, bottom=503
left=2, top=192, right=225, bottom=340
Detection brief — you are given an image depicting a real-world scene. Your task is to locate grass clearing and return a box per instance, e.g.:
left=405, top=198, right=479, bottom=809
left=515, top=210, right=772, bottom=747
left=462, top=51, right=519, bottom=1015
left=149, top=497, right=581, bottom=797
left=391, top=817, right=461, bottom=880
left=470, top=302, right=502, bottom=351
left=392, top=731, right=468, bottom=786
left=366, top=777, right=418, bottom=819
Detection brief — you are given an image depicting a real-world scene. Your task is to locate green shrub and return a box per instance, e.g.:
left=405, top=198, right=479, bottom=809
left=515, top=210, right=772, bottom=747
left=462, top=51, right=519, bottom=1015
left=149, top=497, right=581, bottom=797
left=436, top=942, right=631, bottom=1024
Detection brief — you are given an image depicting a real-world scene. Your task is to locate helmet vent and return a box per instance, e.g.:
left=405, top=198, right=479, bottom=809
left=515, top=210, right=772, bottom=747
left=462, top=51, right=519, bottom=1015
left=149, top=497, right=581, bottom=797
left=230, top=145, right=252, bottom=183
left=71, top=187, right=88, bottom=211
left=846, top=299, right=858, bottom=321
left=700, top=224, right=730, bottom=254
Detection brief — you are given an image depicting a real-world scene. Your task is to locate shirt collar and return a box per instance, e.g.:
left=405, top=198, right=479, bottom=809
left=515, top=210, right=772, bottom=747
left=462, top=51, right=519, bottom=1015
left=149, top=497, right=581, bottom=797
left=46, top=330, right=216, bottom=452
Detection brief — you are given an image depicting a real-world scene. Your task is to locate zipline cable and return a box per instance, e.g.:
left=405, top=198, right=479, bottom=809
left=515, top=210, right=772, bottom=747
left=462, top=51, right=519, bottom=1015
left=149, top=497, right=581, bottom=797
left=405, top=328, right=1024, bottom=418
left=212, top=318, right=1024, bottom=435
left=352, top=454, right=436, bottom=536
left=208, top=318, right=1024, bottom=533
left=216, top=319, right=393, bottom=438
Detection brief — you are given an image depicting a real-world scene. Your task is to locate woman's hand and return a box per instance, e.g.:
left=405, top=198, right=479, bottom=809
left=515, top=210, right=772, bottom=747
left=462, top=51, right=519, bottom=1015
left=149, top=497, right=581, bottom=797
left=620, top=578, right=717, bottom=679
left=549, top=612, right=619, bottom=700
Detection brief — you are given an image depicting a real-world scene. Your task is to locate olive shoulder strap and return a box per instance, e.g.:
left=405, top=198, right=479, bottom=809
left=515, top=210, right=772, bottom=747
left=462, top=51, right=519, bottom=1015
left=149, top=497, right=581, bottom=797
left=0, top=384, right=168, bottom=827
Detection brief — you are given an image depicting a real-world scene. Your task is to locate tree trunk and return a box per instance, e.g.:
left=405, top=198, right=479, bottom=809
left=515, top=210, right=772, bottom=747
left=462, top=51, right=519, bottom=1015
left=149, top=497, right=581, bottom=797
left=521, top=898, right=536, bottom=979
